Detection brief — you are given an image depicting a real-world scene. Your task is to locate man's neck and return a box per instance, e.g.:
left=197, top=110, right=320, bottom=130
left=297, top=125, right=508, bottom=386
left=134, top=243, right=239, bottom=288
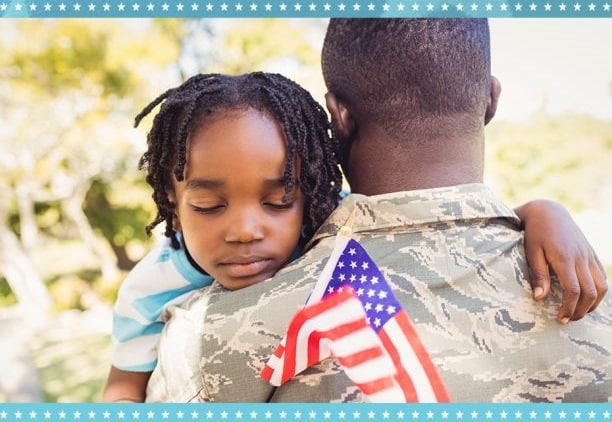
left=346, top=129, right=485, bottom=196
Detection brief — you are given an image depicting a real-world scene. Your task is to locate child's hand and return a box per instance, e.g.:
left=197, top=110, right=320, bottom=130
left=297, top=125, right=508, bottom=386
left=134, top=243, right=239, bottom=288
left=515, top=199, right=608, bottom=323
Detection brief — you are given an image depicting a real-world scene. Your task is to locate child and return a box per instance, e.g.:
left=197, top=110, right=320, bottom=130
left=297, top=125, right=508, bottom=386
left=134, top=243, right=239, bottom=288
left=103, top=71, right=606, bottom=402
left=102, top=71, right=342, bottom=402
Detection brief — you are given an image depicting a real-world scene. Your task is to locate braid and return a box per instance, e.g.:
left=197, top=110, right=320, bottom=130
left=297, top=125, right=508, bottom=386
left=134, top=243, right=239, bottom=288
left=248, top=72, right=342, bottom=243
left=136, top=72, right=342, bottom=249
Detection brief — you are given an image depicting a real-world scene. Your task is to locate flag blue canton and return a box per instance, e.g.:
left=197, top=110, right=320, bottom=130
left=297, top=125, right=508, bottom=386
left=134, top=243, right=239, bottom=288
left=325, top=238, right=401, bottom=332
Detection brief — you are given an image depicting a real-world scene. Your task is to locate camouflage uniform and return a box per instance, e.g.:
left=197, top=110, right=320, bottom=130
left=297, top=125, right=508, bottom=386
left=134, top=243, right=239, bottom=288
left=146, top=183, right=612, bottom=403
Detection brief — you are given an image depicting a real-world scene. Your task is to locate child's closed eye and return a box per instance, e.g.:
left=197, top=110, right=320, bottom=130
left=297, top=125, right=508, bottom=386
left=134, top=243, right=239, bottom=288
left=191, top=204, right=225, bottom=214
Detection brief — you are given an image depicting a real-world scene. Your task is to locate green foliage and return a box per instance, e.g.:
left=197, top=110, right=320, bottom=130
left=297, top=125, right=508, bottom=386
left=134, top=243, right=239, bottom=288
left=6, top=21, right=130, bottom=97
left=485, top=113, right=612, bottom=211
left=209, top=19, right=323, bottom=74
left=85, top=179, right=152, bottom=244
left=0, top=277, right=17, bottom=306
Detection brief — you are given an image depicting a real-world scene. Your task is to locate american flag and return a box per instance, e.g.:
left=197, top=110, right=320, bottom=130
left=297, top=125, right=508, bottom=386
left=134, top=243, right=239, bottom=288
left=261, top=233, right=450, bottom=402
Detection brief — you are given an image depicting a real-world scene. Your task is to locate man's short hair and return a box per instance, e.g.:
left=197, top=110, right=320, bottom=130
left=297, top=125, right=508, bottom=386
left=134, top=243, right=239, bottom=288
left=321, top=18, right=492, bottom=141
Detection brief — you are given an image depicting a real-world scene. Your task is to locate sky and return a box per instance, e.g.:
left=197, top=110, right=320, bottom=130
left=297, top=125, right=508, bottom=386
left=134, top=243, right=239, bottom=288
left=489, top=19, right=612, bottom=122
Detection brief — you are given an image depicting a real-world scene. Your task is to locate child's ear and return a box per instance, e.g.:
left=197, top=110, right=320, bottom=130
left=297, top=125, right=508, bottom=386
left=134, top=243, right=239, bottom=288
left=167, top=190, right=182, bottom=232
left=325, top=92, right=355, bottom=141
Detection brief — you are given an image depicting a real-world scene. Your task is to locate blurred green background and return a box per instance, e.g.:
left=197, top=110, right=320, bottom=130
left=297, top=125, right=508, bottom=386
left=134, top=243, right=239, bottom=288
left=0, top=18, right=610, bottom=403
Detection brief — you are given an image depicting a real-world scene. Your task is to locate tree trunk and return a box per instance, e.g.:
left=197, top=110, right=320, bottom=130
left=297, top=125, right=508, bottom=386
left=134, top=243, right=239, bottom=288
left=0, top=210, right=52, bottom=322
left=61, top=183, right=120, bottom=282
left=15, top=184, right=39, bottom=250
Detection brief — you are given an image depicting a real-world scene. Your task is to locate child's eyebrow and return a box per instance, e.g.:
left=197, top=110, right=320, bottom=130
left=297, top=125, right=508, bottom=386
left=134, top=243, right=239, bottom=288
left=185, top=179, right=224, bottom=190
left=184, top=178, right=292, bottom=190
left=263, top=178, right=290, bottom=189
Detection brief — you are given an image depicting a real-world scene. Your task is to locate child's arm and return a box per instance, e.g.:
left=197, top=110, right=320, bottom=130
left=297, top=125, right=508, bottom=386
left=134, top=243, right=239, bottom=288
left=102, top=366, right=151, bottom=402
left=515, top=199, right=608, bottom=323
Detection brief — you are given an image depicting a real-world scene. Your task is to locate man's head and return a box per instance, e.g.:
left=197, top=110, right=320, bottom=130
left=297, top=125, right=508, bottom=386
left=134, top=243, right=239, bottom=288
left=321, top=19, right=501, bottom=193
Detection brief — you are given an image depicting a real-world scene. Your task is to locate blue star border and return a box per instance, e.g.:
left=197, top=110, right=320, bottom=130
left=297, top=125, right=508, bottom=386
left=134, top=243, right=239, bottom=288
left=0, top=403, right=612, bottom=422
left=1, top=0, right=610, bottom=418
left=0, top=0, right=611, bottom=16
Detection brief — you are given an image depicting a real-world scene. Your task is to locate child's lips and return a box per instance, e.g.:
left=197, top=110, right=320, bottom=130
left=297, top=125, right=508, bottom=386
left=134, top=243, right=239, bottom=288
left=220, top=258, right=272, bottom=278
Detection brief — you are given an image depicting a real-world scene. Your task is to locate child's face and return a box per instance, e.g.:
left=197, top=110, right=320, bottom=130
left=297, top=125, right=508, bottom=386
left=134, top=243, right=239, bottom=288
left=172, top=109, right=304, bottom=291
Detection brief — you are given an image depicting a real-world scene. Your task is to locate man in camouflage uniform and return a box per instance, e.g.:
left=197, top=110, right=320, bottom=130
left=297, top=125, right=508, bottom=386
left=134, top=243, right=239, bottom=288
left=146, top=19, right=611, bottom=402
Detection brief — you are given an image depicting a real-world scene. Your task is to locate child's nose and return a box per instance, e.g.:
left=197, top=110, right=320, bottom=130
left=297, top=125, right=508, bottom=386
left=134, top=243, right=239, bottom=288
left=225, top=210, right=265, bottom=243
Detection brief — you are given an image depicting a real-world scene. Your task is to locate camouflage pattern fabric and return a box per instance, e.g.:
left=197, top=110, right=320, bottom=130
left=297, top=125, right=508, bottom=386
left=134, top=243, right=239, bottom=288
left=146, top=183, right=612, bottom=402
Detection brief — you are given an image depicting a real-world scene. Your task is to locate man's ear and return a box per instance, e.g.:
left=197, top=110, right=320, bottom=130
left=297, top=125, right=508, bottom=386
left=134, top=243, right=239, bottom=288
left=485, top=76, right=501, bottom=125
left=325, top=92, right=355, bottom=140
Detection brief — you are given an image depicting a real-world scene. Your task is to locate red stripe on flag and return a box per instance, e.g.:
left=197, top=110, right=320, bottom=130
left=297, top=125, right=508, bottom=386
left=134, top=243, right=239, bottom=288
left=333, top=345, right=384, bottom=368
left=351, top=376, right=398, bottom=396
left=260, top=363, right=274, bottom=382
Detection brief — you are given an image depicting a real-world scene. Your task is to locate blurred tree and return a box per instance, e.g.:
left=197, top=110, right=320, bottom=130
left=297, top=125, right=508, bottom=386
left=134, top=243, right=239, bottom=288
left=485, top=112, right=612, bottom=210
left=0, top=19, right=180, bottom=313
left=211, top=19, right=323, bottom=74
